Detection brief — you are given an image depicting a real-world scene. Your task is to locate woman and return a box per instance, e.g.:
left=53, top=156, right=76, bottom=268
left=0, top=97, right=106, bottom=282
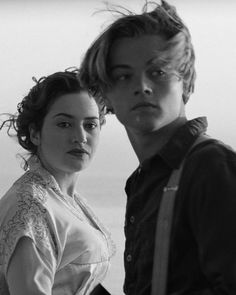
left=0, top=69, right=115, bottom=295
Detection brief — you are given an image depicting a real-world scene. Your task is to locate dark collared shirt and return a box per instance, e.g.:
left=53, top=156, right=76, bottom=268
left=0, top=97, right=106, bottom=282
left=124, top=117, right=236, bottom=295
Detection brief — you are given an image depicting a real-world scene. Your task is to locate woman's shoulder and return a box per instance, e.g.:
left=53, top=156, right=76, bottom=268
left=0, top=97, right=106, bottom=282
left=0, top=170, right=49, bottom=214
left=17, top=171, right=48, bottom=201
left=0, top=171, right=58, bottom=273
left=0, top=171, right=51, bottom=246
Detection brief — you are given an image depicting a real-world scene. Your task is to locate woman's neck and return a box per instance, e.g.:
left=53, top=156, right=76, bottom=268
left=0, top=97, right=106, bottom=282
left=38, top=155, right=79, bottom=198
left=54, top=172, right=79, bottom=198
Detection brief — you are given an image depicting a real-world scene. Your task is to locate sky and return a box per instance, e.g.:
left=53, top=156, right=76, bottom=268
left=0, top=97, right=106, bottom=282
left=0, top=0, right=236, bottom=195
left=0, top=1, right=236, bottom=293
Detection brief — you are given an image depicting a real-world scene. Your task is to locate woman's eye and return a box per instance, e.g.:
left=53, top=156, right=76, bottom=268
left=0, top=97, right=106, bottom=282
left=57, top=122, right=71, bottom=128
left=85, top=122, right=98, bottom=130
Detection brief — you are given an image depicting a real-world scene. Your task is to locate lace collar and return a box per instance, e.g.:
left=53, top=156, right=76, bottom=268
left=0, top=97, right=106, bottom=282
left=27, top=155, right=62, bottom=193
left=27, top=155, right=116, bottom=257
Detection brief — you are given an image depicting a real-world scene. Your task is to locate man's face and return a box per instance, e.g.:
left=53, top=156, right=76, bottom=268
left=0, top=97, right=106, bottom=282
left=105, top=35, right=185, bottom=134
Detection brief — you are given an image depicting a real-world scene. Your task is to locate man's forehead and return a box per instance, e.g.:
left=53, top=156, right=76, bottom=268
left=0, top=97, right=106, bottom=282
left=108, top=34, right=186, bottom=71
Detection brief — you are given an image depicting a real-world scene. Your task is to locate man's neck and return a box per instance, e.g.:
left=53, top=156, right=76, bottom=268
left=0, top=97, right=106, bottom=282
left=126, top=117, right=187, bottom=164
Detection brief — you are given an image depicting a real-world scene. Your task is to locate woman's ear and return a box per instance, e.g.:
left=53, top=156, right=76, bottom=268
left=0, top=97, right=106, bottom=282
left=29, top=124, right=41, bottom=146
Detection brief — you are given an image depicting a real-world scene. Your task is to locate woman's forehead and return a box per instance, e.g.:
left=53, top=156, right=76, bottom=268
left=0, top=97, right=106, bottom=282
left=46, top=92, right=99, bottom=118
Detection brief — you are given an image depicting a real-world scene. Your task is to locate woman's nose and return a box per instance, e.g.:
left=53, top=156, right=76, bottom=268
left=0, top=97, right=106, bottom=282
left=133, top=74, right=153, bottom=96
left=72, top=127, right=87, bottom=144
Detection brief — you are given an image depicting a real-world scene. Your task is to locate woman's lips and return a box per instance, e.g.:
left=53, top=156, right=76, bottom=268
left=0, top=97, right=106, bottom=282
left=67, top=148, right=89, bottom=157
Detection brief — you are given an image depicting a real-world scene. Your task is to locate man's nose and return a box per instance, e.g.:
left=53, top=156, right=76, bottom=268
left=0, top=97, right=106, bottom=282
left=133, top=74, right=153, bottom=96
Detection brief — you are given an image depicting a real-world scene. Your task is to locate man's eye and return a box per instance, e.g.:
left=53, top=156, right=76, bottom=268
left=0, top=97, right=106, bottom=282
left=57, top=122, right=71, bottom=128
left=150, top=69, right=166, bottom=77
left=112, top=73, right=130, bottom=82
left=118, top=75, right=128, bottom=81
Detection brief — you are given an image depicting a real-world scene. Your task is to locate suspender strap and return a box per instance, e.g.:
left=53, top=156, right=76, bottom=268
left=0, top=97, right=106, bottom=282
left=151, top=134, right=210, bottom=295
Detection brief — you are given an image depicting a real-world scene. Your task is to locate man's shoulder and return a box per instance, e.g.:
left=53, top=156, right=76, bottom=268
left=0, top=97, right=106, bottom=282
left=190, top=137, right=236, bottom=160
left=185, top=137, right=236, bottom=175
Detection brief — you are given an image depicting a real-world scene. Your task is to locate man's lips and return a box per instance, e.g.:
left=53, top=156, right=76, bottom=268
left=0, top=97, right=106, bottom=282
left=131, top=102, right=157, bottom=111
left=67, top=148, right=89, bottom=156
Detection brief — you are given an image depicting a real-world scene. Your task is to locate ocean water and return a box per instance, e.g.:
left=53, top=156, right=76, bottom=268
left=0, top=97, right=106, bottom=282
left=79, top=175, right=127, bottom=295
left=94, top=206, right=126, bottom=295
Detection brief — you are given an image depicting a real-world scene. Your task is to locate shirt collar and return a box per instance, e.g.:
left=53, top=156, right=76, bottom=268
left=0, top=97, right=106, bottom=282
left=139, top=117, right=208, bottom=172
left=160, top=117, right=208, bottom=168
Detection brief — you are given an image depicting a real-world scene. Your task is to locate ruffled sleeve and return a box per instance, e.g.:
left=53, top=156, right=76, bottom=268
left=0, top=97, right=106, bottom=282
left=7, top=237, right=55, bottom=295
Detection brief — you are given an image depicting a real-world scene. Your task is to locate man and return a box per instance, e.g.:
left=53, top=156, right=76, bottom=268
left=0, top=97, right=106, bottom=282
left=79, top=1, right=236, bottom=294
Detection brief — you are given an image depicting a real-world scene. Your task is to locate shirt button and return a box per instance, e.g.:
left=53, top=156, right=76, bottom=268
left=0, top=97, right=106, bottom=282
left=130, top=216, right=135, bottom=224
left=126, top=254, right=132, bottom=262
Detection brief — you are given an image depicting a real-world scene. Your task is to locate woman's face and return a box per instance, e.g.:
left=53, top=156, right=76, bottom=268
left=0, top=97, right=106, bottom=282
left=30, top=91, right=101, bottom=177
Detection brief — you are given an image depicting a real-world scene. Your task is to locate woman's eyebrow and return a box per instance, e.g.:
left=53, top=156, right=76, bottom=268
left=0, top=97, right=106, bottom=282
left=53, top=113, right=99, bottom=121
left=53, top=113, right=74, bottom=118
left=84, top=116, right=100, bottom=121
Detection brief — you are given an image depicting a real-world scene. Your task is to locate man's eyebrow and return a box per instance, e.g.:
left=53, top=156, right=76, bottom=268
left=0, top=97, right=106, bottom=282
left=147, top=56, right=164, bottom=66
left=110, top=57, right=164, bottom=72
left=110, top=64, right=131, bottom=72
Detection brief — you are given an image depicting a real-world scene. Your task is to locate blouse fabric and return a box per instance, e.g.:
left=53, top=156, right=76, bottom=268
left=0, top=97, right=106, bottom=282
left=0, top=156, right=115, bottom=295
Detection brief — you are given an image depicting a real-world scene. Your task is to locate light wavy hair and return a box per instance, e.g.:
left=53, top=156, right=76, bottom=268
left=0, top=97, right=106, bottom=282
left=79, top=0, right=196, bottom=112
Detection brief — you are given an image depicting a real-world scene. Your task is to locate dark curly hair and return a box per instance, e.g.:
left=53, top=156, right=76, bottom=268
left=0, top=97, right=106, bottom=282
left=79, top=0, right=196, bottom=110
left=0, top=68, right=106, bottom=165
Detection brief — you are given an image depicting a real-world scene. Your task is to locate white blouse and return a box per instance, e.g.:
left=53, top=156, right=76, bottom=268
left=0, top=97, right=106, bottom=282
left=0, top=156, right=115, bottom=295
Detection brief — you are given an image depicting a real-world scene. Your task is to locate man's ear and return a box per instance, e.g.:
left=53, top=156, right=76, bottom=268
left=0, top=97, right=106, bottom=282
left=103, top=96, right=114, bottom=113
left=29, top=124, right=41, bottom=146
